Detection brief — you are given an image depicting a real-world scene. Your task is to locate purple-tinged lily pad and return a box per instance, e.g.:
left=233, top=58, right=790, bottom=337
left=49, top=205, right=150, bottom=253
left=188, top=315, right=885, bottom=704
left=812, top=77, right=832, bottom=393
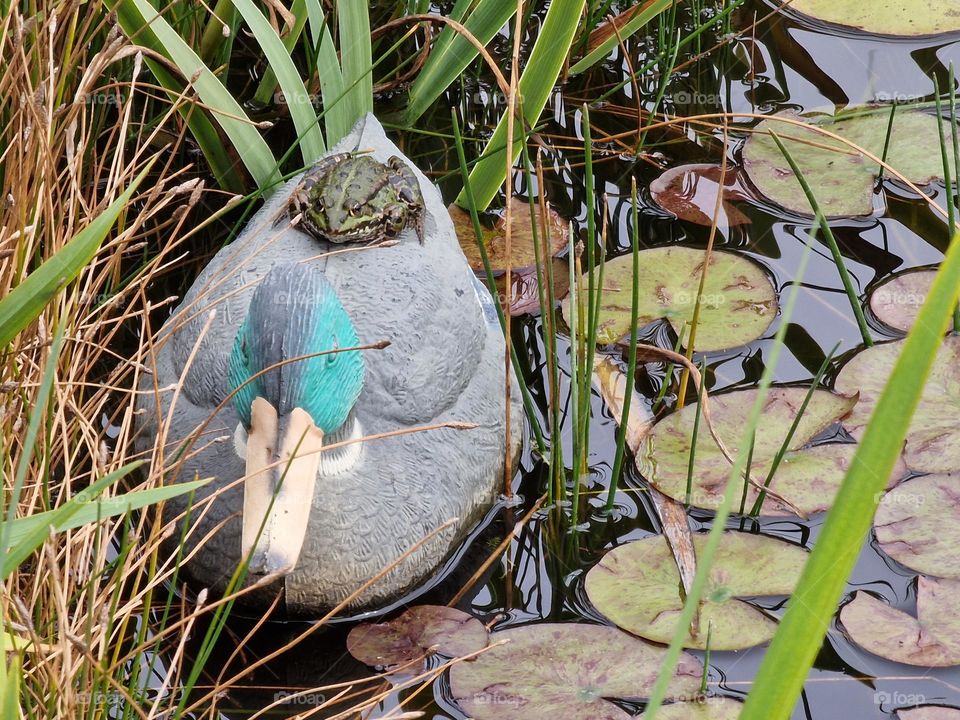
left=346, top=606, right=487, bottom=670
left=562, top=247, right=777, bottom=351
left=899, top=707, right=960, bottom=720
left=742, top=109, right=958, bottom=217
left=786, top=0, right=960, bottom=37
left=637, top=387, right=858, bottom=516
left=875, top=474, right=960, bottom=579
left=869, top=270, right=935, bottom=333
left=448, top=623, right=702, bottom=720
left=840, top=577, right=960, bottom=667
left=585, top=533, right=808, bottom=650
left=836, top=336, right=960, bottom=474
left=648, top=697, right=744, bottom=719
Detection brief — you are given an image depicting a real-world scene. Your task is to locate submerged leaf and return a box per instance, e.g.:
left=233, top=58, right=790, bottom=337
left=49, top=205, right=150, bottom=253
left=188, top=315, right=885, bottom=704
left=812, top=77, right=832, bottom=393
left=448, top=623, right=702, bottom=720
left=836, top=336, right=960, bottom=474
left=840, top=577, right=960, bottom=667
left=346, top=606, right=487, bottom=671
left=562, top=247, right=777, bottom=351
left=638, top=387, right=858, bottom=516
left=787, top=0, right=960, bottom=36
left=585, top=533, right=808, bottom=649
left=869, top=269, right=935, bottom=333
left=742, top=109, right=958, bottom=217
left=875, top=474, right=960, bottom=579
left=451, top=199, right=568, bottom=315
left=650, top=163, right=751, bottom=227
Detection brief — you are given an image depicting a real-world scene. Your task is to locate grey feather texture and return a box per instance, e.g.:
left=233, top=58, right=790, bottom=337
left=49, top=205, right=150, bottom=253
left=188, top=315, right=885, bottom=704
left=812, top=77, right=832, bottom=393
left=136, top=115, right=522, bottom=615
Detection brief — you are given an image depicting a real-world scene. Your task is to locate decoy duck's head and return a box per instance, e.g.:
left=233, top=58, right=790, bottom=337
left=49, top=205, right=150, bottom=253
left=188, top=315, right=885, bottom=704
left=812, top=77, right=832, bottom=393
left=227, top=263, right=364, bottom=435
left=225, top=263, right=363, bottom=577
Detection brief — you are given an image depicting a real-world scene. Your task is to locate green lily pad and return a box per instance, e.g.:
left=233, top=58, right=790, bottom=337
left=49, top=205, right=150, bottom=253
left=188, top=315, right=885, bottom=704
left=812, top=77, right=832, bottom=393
left=448, top=623, right=702, bottom=720
left=562, top=247, right=777, bottom=351
left=839, top=577, right=960, bottom=667
left=346, top=606, right=488, bottom=670
left=869, top=270, right=935, bottom=332
left=786, top=0, right=960, bottom=36
left=742, top=109, right=958, bottom=217
left=585, top=533, right=808, bottom=649
left=836, top=336, right=960, bottom=474
left=875, top=474, right=960, bottom=579
left=645, top=698, right=744, bottom=719
left=899, top=708, right=960, bottom=720
left=637, top=387, right=858, bottom=516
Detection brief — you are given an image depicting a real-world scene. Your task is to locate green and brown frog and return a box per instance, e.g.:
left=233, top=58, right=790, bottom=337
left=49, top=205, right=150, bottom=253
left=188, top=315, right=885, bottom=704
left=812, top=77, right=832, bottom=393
left=286, top=153, right=425, bottom=244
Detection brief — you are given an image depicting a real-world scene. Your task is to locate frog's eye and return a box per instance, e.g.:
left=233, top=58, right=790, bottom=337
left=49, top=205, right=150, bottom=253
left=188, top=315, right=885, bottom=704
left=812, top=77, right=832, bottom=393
left=347, top=202, right=361, bottom=217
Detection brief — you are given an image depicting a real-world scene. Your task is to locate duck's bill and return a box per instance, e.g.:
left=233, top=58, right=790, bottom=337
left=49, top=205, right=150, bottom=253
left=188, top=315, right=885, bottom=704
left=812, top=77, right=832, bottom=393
left=241, top=397, right=323, bottom=576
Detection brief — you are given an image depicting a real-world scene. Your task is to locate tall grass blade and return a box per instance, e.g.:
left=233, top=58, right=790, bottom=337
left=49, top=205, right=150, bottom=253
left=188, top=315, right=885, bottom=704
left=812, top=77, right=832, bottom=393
left=338, top=0, right=374, bottom=125
left=741, top=231, right=960, bottom=717
left=0, top=166, right=150, bottom=348
left=457, top=0, right=586, bottom=210
left=4, top=476, right=208, bottom=549
left=568, top=0, right=673, bottom=75
left=768, top=130, right=872, bottom=347
left=107, top=0, right=279, bottom=188
left=404, top=0, right=518, bottom=124
left=314, top=15, right=350, bottom=145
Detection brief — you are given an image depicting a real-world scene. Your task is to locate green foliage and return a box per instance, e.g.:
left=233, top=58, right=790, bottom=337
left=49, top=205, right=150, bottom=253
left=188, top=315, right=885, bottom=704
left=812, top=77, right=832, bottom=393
left=0, top=166, right=150, bottom=349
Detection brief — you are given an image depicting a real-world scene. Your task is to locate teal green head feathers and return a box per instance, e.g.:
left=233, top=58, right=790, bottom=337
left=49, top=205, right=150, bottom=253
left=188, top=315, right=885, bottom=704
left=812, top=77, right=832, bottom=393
left=228, top=263, right=364, bottom=434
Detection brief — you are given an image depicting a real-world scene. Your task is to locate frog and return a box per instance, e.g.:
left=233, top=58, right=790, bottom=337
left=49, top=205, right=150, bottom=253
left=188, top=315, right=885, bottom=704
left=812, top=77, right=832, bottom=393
left=285, top=152, right=425, bottom=245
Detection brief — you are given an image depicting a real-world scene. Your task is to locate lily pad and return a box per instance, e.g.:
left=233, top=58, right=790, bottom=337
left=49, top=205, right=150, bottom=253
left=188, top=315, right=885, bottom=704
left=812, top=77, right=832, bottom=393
left=562, top=247, right=777, bottom=350
left=637, top=387, right=858, bottom=516
left=448, top=623, right=702, bottom=720
left=451, top=198, right=568, bottom=315
left=875, top=474, right=960, bottom=579
left=839, top=577, right=960, bottom=667
left=742, top=109, right=958, bottom=217
left=899, top=708, right=960, bottom=720
left=786, top=0, right=960, bottom=36
left=346, top=606, right=488, bottom=670
left=647, top=698, right=744, bottom=719
left=585, top=533, right=808, bottom=649
left=869, top=270, right=935, bottom=332
left=836, top=336, right=960, bottom=474
left=650, top=163, right=751, bottom=227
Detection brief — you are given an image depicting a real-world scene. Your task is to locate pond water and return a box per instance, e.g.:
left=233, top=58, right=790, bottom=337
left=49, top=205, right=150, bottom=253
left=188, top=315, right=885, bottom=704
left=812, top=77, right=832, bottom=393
left=164, top=2, right=960, bottom=718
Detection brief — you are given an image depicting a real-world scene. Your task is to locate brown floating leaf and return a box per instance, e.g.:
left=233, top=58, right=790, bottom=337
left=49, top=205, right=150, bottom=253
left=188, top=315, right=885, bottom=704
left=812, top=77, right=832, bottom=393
left=840, top=577, right=960, bottom=667
left=448, top=623, right=702, bottom=720
left=450, top=198, right=568, bottom=315
left=650, top=163, right=751, bottom=227
left=346, top=605, right=488, bottom=671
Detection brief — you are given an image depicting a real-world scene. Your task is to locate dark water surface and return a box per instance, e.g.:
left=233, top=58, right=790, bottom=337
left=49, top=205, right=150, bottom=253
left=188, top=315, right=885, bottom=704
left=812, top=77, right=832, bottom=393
left=168, top=3, right=960, bottom=718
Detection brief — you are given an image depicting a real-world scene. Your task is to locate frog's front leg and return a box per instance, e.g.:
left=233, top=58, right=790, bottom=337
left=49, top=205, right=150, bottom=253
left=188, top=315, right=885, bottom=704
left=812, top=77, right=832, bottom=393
left=387, top=157, right=425, bottom=245
left=286, top=153, right=352, bottom=227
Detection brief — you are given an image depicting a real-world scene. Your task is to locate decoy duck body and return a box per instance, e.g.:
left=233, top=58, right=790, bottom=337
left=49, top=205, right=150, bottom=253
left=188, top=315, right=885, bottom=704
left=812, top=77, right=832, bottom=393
left=136, top=116, right=522, bottom=616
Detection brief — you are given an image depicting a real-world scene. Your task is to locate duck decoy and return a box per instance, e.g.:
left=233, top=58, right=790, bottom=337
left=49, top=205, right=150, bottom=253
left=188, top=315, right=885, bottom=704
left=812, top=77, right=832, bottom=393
left=136, top=115, right=522, bottom=616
